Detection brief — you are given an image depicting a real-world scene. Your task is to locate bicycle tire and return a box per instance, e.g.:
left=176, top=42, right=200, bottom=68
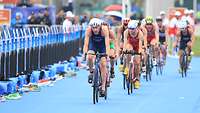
left=104, top=80, right=108, bottom=100
left=127, top=63, right=133, bottom=95
left=145, top=55, right=149, bottom=82
left=184, top=54, right=188, bottom=77
left=181, top=53, right=185, bottom=78
left=93, top=68, right=99, bottom=104
left=123, top=74, right=126, bottom=90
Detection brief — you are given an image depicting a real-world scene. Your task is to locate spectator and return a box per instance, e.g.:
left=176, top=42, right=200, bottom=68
left=63, top=0, right=74, bottom=12
left=63, top=11, right=74, bottom=33
left=36, top=10, right=44, bottom=25
left=36, top=8, right=51, bottom=26
left=11, top=12, right=24, bottom=28
left=28, top=11, right=37, bottom=24
left=80, top=15, right=88, bottom=25
left=73, top=16, right=80, bottom=25
left=43, top=8, right=52, bottom=26
left=17, top=0, right=32, bottom=7
left=56, top=9, right=65, bottom=25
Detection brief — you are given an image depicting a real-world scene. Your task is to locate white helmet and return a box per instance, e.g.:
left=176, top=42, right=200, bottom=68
left=128, top=20, right=138, bottom=29
left=184, top=9, right=190, bottom=14
left=89, top=18, right=102, bottom=27
left=160, top=11, right=166, bottom=15
left=189, top=9, right=194, bottom=14
left=175, top=11, right=181, bottom=16
left=177, top=20, right=187, bottom=29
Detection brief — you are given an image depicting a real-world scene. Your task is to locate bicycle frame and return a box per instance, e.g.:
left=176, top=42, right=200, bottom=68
left=146, top=45, right=153, bottom=81
left=123, top=50, right=140, bottom=95
left=92, top=52, right=107, bottom=104
left=156, top=44, right=165, bottom=75
left=180, top=48, right=188, bottom=78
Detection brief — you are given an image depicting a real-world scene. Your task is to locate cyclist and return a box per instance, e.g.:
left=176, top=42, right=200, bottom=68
left=156, top=16, right=168, bottom=64
left=176, top=19, right=194, bottom=72
left=117, top=18, right=130, bottom=72
left=83, top=18, right=110, bottom=96
left=123, top=20, right=143, bottom=89
left=144, top=16, right=159, bottom=66
left=102, top=21, right=117, bottom=78
left=168, top=11, right=182, bottom=56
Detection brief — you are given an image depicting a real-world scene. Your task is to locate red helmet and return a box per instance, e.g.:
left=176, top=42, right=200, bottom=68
left=122, top=18, right=130, bottom=26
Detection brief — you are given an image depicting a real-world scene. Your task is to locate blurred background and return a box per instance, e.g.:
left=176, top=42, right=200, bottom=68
left=0, top=0, right=200, bottom=30
left=0, top=0, right=198, bottom=23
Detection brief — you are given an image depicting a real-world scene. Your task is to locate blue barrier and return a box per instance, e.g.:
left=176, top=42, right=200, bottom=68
left=0, top=24, right=87, bottom=89
left=7, top=77, right=18, bottom=94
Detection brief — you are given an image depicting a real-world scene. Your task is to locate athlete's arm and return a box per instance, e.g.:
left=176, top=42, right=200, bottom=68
left=154, top=24, right=159, bottom=45
left=189, top=26, right=195, bottom=47
left=83, top=27, right=91, bottom=54
left=102, top=26, right=110, bottom=55
left=141, top=26, right=148, bottom=49
left=117, top=26, right=122, bottom=46
left=164, top=26, right=168, bottom=45
left=138, top=30, right=143, bottom=54
left=123, top=29, right=128, bottom=51
left=176, top=29, right=181, bottom=46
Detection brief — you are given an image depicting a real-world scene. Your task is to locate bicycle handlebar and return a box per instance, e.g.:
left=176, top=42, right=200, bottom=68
left=85, top=52, right=107, bottom=57
left=122, top=50, right=141, bottom=55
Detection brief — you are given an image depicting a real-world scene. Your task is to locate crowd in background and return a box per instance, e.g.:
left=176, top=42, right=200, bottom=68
left=11, top=8, right=52, bottom=28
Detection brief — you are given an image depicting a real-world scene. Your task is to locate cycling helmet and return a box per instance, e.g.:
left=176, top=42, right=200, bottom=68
left=128, top=20, right=138, bottom=29
left=160, top=11, right=166, bottom=15
left=156, top=16, right=162, bottom=22
left=175, top=11, right=181, bottom=16
left=184, top=9, right=190, bottom=15
left=122, top=18, right=130, bottom=26
left=89, top=18, right=102, bottom=27
left=189, top=9, right=194, bottom=14
left=145, top=16, right=153, bottom=24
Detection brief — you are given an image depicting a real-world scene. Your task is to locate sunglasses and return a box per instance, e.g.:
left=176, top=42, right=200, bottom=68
left=146, top=23, right=152, bottom=25
left=128, top=28, right=136, bottom=30
left=91, top=26, right=99, bottom=29
left=180, top=28, right=186, bottom=31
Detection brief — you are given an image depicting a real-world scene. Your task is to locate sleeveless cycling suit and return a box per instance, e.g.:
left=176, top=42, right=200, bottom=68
left=89, top=28, right=106, bottom=53
left=128, top=32, right=140, bottom=53
left=145, top=25, right=156, bottom=44
left=159, top=26, right=166, bottom=44
left=179, top=28, right=191, bottom=50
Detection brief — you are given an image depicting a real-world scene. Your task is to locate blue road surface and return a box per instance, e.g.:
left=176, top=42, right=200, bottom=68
left=0, top=57, right=200, bottom=113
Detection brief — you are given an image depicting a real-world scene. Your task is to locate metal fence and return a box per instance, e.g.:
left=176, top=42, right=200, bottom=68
left=0, top=24, right=86, bottom=81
